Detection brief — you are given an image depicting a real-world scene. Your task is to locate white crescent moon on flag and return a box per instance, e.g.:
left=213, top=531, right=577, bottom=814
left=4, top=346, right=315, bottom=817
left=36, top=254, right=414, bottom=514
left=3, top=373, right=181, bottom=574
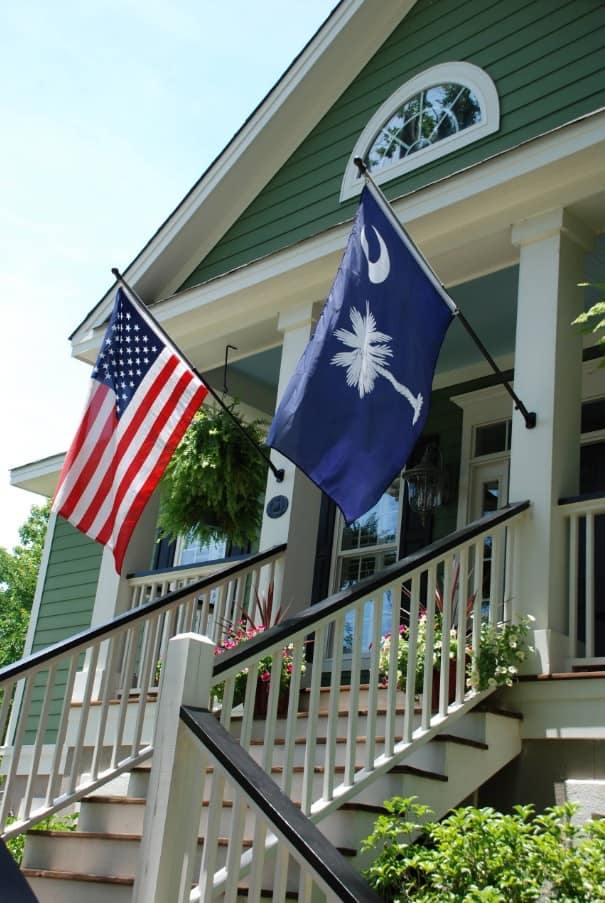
left=360, top=225, right=390, bottom=284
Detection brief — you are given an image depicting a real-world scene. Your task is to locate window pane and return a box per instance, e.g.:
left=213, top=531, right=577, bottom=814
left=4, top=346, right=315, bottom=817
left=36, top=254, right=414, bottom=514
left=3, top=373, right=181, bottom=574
left=474, top=421, right=509, bottom=457
left=481, top=479, right=500, bottom=515
left=366, top=83, right=482, bottom=174
left=179, top=534, right=227, bottom=566
left=581, top=398, right=605, bottom=433
left=340, top=477, right=400, bottom=551
left=341, top=589, right=393, bottom=654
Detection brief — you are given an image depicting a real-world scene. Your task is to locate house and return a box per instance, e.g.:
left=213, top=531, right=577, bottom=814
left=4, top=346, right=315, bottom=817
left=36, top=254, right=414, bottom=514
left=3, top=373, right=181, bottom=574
left=4, top=0, right=605, bottom=899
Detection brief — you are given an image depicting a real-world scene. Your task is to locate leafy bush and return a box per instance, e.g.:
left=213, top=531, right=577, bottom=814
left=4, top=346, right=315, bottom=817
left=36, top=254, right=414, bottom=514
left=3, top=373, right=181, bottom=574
left=362, top=796, right=605, bottom=902
left=468, top=616, right=533, bottom=691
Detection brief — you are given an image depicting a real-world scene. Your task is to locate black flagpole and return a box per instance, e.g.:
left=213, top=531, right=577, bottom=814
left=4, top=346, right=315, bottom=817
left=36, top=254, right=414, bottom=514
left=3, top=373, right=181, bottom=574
left=110, top=268, right=285, bottom=482
left=353, top=157, right=536, bottom=429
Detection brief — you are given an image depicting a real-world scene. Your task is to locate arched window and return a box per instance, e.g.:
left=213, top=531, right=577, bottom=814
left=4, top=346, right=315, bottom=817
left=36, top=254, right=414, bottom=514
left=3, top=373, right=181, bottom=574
left=340, top=62, right=499, bottom=201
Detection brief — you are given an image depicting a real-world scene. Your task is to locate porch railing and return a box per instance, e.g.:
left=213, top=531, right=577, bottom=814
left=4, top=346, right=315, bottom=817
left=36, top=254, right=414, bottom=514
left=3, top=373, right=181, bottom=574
left=127, top=554, right=251, bottom=610
left=209, top=502, right=528, bottom=826
left=0, top=544, right=286, bottom=839
left=136, top=501, right=529, bottom=900
left=0, top=500, right=529, bottom=869
left=561, top=492, right=605, bottom=664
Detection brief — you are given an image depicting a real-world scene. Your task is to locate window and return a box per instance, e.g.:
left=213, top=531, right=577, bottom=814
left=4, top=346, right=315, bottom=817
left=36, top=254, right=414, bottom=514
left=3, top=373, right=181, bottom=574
left=177, top=533, right=227, bottom=567
left=330, top=476, right=403, bottom=656
left=340, top=62, right=500, bottom=201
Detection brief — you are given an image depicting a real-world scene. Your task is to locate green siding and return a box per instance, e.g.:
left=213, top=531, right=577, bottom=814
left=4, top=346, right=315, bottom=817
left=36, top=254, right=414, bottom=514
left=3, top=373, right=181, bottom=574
left=24, top=517, right=102, bottom=742
left=30, top=516, right=102, bottom=654
left=183, top=0, right=605, bottom=288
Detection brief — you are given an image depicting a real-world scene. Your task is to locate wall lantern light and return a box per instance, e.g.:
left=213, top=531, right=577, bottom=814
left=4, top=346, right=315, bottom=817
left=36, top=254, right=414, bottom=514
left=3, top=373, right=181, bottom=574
left=404, top=445, right=448, bottom=523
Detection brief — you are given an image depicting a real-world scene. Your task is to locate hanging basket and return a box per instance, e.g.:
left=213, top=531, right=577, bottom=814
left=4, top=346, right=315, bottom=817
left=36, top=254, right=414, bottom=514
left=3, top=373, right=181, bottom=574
left=158, top=402, right=268, bottom=547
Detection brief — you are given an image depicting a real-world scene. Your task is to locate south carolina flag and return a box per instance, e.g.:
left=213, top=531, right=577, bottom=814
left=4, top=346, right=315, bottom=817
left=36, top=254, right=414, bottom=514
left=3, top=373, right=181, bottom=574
left=267, top=180, right=456, bottom=524
left=53, top=287, right=208, bottom=573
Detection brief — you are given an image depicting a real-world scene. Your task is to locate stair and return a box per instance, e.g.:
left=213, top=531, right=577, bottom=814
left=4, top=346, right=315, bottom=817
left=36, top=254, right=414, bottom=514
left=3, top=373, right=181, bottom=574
left=21, top=691, right=522, bottom=902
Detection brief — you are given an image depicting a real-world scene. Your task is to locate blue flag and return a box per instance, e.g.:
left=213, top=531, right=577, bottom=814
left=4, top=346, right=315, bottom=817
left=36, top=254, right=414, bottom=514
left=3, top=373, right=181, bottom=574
left=267, top=181, right=456, bottom=523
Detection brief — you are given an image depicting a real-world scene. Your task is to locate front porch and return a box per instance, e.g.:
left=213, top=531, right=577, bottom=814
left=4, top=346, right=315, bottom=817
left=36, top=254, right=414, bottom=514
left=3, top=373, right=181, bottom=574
left=4, top=496, right=605, bottom=899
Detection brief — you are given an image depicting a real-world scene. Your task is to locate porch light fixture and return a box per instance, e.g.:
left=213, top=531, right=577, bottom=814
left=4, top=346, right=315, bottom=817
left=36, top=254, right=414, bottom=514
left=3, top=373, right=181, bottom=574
left=404, top=446, right=448, bottom=522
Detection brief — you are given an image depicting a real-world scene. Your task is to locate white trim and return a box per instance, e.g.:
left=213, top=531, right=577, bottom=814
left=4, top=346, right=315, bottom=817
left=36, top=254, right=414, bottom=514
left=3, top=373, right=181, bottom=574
left=453, top=366, right=605, bottom=528
left=71, top=111, right=605, bottom=364
left=10, top=453, right=65, bottom=498
left=451, top=386, right=512, bottom=528
left=21, top=511, right=57, bottom=660
left=340, top=62, right=500, bottom=201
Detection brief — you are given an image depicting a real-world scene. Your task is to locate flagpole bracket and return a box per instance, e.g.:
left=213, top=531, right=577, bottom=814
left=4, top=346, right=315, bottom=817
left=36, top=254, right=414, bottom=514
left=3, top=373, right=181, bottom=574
left=274, top=467, right=285, bottom=483
left=520, top=409, right=537, bottom=429
left=353, top=156, right=367, bottom=177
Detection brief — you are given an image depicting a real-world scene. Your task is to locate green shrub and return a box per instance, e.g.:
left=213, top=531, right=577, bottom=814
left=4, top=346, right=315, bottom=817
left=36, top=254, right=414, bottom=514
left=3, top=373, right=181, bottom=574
left=362, top=797, right=605, bottom=902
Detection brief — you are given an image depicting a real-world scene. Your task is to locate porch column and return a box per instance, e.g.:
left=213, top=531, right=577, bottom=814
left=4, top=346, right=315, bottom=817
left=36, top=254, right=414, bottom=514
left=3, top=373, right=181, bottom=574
left=259, top=302, right=322, bottom=616
left=509, top=208, right=592, bottom=672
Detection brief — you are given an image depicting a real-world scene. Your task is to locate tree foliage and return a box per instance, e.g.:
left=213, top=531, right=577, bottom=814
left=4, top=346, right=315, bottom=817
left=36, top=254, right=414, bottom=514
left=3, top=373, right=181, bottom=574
left=573, top=282, right=605, bottom=364
left=0, top=501, right=50, bottom=668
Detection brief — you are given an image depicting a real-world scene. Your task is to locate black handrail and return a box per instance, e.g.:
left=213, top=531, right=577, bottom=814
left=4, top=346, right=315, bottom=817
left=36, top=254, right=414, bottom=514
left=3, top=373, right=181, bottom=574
left=181, top=705, right=385, bottom=903
left=559, top=491, right=605, bottom=506
left=0, top=543, right=287, bottom=684
left=214, top=501, right=530, bottom=678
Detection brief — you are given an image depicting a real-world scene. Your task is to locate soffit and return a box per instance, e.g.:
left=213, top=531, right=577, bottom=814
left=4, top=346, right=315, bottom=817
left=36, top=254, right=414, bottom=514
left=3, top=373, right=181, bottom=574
left=10, top=454, right=65, bottom=499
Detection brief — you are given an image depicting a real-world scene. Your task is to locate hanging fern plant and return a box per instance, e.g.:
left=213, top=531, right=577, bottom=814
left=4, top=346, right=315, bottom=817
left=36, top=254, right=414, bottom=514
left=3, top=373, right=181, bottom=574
left=158, top=401, right=268, bottom=548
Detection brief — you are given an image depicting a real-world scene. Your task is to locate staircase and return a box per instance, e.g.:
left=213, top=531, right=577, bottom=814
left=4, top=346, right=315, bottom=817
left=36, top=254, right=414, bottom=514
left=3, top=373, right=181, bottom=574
left=21, top=688, right=522, bottom=902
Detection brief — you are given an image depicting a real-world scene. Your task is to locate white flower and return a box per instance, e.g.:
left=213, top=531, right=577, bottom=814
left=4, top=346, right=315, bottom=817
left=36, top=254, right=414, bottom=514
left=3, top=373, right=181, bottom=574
left=488, top=677, right=497, bottom=688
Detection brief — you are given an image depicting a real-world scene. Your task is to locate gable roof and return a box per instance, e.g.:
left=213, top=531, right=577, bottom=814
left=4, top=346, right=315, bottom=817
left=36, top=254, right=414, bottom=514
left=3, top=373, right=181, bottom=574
left=71, top=0, right=416, bottom=348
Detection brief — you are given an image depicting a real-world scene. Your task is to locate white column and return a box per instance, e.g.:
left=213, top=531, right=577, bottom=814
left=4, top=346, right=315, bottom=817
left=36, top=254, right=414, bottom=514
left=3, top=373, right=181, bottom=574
left=509, top=208, right=592, bottom=672
left=260, top=302, right=322, bottom=616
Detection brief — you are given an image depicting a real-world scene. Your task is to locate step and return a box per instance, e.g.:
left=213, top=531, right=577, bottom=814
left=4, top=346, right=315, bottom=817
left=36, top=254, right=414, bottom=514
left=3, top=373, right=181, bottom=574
left=21, top=702, right=522, bottom=901
left=22, top=831, right=141, bottom=877
left=21, top=869, right=133, bottom=903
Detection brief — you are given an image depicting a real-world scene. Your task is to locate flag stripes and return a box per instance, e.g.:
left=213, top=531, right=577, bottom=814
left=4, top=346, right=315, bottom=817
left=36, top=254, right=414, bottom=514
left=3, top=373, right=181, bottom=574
left=53, top=287, right=208, bottom=573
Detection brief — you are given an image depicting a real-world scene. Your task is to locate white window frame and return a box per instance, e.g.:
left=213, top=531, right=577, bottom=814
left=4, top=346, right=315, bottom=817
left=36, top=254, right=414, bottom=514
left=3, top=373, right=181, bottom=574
left=329, top=477, right=405, bottom=594
left=340, top=61, right=500, bottom=202
left=453, top=364, right=605, bottom=527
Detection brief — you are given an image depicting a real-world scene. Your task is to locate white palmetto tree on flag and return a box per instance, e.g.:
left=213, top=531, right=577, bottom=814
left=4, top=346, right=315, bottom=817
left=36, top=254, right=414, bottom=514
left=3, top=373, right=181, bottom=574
left=331, top=302, right=423, bottom=423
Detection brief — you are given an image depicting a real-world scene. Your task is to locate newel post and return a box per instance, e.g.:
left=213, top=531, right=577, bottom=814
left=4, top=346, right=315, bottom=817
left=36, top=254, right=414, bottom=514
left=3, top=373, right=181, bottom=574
left=133, top=633, right=215, bottom=903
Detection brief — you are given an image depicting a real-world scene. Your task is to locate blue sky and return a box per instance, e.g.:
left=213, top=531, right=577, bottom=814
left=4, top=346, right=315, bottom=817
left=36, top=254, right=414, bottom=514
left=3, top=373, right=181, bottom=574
left=0, top=0, right=335, bottom=550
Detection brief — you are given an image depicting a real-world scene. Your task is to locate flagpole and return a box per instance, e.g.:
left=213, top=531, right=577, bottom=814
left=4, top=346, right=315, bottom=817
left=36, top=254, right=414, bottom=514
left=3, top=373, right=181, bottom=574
left=110, top=268, right=285, bottom=481
left=353, top=158, right=536, bottom=429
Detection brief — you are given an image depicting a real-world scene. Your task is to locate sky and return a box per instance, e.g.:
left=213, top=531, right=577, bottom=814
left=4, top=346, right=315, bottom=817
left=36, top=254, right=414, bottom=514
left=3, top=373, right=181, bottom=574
left=0, top=0, right=336, bottom=551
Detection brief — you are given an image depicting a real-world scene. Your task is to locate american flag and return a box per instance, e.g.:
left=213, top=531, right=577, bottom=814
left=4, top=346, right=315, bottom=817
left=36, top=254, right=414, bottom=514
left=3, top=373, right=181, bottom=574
left=52, top=287, right=208, bottom=573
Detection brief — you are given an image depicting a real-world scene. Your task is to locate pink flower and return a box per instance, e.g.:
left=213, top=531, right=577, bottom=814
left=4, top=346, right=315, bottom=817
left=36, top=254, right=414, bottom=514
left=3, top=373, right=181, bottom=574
left=286, top=663, right=293, bottom=674
left=260, top=670, right=271, bottom=682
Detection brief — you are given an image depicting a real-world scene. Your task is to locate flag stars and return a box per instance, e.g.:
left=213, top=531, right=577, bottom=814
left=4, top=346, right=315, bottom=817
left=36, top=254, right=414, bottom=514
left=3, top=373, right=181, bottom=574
left=96, top=292, right=165, bottom=417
